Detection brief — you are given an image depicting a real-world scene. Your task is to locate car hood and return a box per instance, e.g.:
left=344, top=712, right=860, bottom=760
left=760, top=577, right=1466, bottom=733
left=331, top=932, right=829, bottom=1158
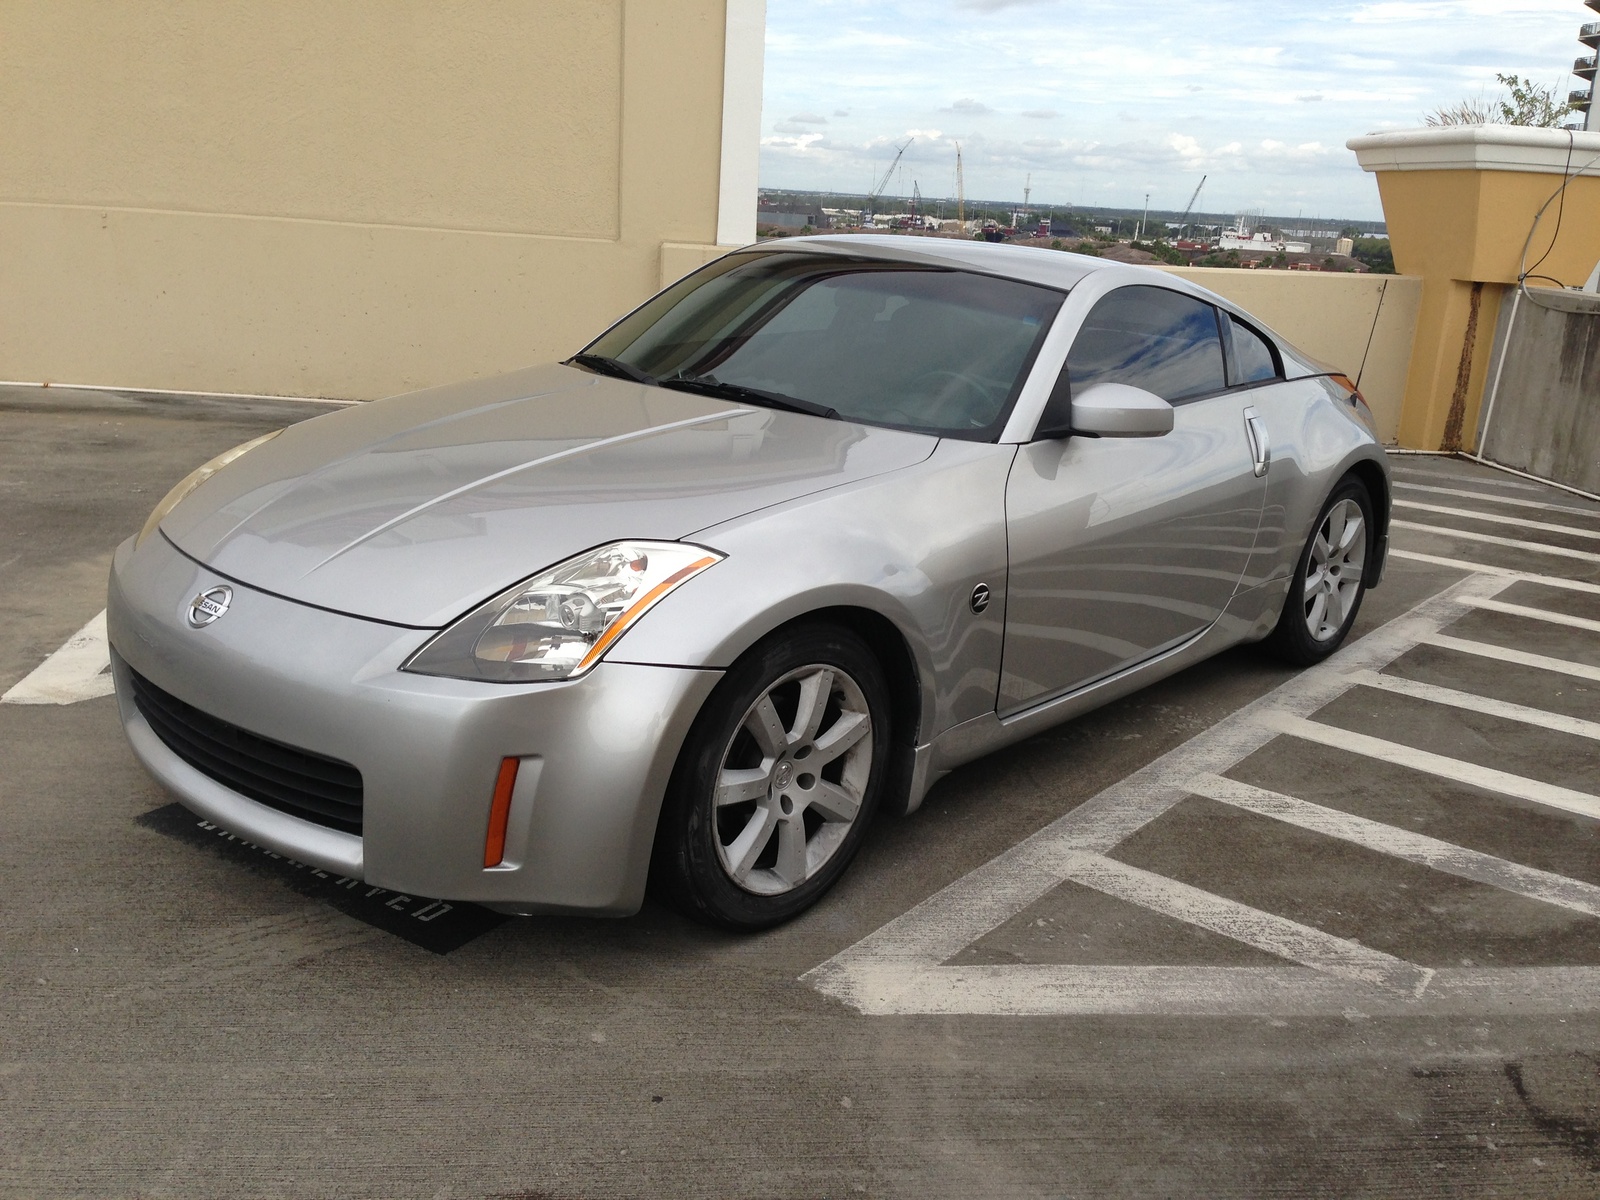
left=161, top=364, right=937, bottom=627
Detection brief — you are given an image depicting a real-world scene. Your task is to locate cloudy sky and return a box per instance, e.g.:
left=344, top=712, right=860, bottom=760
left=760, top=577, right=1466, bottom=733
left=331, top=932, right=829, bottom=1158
left=759, top=0, right=1589, bottom=221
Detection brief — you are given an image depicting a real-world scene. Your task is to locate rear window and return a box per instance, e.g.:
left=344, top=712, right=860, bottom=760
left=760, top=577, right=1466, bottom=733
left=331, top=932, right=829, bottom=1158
left=583, top=251, right=1065, bottom=439
left=1066, top=285, right=1226, bottom=403
left=1228, top=315, right=1281, bottom=384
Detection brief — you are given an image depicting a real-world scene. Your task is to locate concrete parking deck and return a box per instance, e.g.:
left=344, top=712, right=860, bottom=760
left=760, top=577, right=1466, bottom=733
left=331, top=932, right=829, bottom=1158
left=2, top=386, right=1597, bottom=1198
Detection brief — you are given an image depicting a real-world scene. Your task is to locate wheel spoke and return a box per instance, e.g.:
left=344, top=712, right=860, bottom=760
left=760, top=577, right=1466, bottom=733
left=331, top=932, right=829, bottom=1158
left=746, top=695, right=788, bottom=757
left=1323, top=580, right=1346, bottom=630
left=1312, top=532, right=1331, bottom=566
left=1335, top=511, right=1363, bottom=558
left=807, top=780, right=860, bottom=823
left=716, top=767, right=769, bottom=807
left=792, top=668, right=834, bottom=743
left=812, top=709, right=869, bottom=766
left=723, top=805, right=777, bottom=882
left=1306, top=591, right=1328, bottom=633
left=772, top=818, right=808, bottom=886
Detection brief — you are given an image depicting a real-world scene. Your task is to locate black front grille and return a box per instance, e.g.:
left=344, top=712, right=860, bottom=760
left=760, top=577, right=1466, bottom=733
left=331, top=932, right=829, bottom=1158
left=129, top=669, right=364, bottom=835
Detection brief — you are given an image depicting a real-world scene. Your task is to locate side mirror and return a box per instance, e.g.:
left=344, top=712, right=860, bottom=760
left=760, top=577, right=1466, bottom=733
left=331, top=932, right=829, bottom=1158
left=1036, top=381, right=1173, bottom=439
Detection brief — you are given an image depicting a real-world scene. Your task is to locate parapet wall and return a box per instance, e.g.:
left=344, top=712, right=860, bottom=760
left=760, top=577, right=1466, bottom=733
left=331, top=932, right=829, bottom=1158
left=1477, top=288, right=1600, bottom=495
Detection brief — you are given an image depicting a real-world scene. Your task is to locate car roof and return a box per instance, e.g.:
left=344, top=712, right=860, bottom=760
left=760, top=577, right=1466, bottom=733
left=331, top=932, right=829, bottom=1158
left=764, top=233, right=1116, bottom=292
left=736, top=234, right=1330, bottom=381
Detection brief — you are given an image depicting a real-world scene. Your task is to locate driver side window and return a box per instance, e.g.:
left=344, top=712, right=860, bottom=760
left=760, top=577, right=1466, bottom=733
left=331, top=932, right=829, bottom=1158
left=1066, top=286, right=1227, bottom=403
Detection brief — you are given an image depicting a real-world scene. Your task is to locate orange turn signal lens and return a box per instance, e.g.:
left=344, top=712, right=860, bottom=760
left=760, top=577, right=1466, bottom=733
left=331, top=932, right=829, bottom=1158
left=484, top=757, right=520, bottom=868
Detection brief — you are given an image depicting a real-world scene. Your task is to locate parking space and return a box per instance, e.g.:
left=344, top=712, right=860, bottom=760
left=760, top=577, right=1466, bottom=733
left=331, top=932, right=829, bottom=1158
left=4, top=392, right=1599, bottom=1198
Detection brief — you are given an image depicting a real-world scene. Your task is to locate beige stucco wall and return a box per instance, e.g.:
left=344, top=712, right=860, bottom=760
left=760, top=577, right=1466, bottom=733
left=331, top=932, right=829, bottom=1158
left=0, top=1, right=743, bottom=400
left=1160, top=268, right=1422, bottom=445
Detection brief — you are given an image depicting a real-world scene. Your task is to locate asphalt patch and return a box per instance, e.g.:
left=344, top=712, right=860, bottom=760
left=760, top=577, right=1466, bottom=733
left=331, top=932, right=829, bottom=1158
left=137, top=803, right=508, bottom=953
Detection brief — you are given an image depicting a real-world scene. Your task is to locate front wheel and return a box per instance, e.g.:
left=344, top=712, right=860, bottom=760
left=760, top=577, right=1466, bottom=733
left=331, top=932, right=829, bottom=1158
left=651, top=624, right=891, bottom=931
left=1266, top=476, right=1374, bottom=666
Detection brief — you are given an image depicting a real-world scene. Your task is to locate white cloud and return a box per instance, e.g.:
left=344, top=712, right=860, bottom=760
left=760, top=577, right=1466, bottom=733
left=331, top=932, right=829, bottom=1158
left=941, top=98, right=994, bottom=115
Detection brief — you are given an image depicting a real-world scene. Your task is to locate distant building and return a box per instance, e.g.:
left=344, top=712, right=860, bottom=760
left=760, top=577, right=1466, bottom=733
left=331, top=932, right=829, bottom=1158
left=1336, top=237, right=1354, bottom=256
left=1218, top=230, right=1311, bottom=254
left=756, top=209, right=827, bottom=231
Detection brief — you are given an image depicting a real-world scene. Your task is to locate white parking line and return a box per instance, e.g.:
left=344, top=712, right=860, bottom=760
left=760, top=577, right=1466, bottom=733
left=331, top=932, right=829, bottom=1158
left=1392, top=520, right=1600, bottom=565
left=1065, top=852, right=1430, bottom=992
left=1388, top=549, right=1600, bottom=595
left=1260, top=711, right=1600, bottom=823
left=1396, top=481, right=1600, bottom=518
left=1350, top=670, right=1600, bottom=741
left=1391, top=467, right=1546, bottom=493
left=2, top=610, right=115, bottom=705
left=1190, top=774, right=1600, bottom=920
left=1460, top=596, right=1600, bottom=634
left=1395, top=500, right=1600, bottom=541
left=1423, top=633, right=1600, bottom=683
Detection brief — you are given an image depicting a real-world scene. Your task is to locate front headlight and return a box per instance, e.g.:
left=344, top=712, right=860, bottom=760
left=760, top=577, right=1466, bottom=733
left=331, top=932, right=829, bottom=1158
left=401, top=540, right=723, bottom=683
left=136, top=429, right=282, bottom=548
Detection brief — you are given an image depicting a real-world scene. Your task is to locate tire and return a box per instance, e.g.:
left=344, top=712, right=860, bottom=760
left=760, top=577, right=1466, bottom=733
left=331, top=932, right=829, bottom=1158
left=1266, top=475, right=1375, bottom=667
left=651, top=624, right=892, bottom=931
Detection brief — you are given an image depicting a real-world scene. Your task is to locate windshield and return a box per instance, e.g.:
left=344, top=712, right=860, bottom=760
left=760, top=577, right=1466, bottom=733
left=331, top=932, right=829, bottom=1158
left=580, top=251, right=1065, bottom=440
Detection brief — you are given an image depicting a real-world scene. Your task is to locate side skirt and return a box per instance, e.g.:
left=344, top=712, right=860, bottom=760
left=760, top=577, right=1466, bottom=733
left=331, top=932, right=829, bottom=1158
left=903, top=579, right=1287, bottom=813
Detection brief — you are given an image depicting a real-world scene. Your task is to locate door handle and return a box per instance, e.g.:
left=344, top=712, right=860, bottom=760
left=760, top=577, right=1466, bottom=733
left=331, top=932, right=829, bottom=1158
left=1243, top=407, right=1271, bottom=478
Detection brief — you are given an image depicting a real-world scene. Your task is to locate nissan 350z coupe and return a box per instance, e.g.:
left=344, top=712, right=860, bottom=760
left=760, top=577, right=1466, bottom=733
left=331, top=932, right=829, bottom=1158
left=110, top=236, right=1390, bottom=930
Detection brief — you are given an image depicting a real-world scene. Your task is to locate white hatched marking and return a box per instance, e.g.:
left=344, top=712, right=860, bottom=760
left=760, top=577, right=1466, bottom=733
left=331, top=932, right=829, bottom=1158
left=1424, top=633, right=1600, bottom=683
left=1460, top=596, right=1600, bottom=634
left=1388, top=549, right=1600, bottom=596
left=1191, top=774, right=1600, bottom=919
left=1350, top=670, right=1600, bottom=741
left=1395, top=500, right=1600, bottom=541
left=1465, top=595, right=1600, bottom=633
left=1065, top=853, right=1430, bottom=992
left=1259, top=711, right=1600, bottom=822
left=1391, top=467, right=1545, bottom=493
left=1392, top=520, right=1600, bottom=565
left=1396, top=480, right=1600, bottom=519
left=803, top=573, right=1564, bottom=1016
left=2, top=610, right=115, bottom=705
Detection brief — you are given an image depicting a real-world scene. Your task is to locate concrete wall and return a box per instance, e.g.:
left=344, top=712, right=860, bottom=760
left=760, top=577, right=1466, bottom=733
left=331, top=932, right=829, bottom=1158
left=1477, top=287, right=1600, bottom=495
left=1161, top=268, right=1422, bottom=445
left=0, top=1, right=760, bottom=400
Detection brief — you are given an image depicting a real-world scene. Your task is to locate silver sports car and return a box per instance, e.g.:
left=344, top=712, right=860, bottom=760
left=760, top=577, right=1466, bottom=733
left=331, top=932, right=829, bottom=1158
left=109, top=236, right=1390, bottom=929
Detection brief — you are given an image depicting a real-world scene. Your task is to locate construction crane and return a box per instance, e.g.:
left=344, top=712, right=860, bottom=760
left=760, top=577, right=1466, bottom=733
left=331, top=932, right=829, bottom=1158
left=955, top=142, right=965, bottom=231
left=864, top=138, right=913, bottom=226
left=1176, top=175, right=1207, bottom=241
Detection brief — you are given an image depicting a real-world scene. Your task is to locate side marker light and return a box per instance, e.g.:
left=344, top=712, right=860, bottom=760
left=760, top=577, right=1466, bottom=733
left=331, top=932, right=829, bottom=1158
left=484, top=757, right=520, bottom=868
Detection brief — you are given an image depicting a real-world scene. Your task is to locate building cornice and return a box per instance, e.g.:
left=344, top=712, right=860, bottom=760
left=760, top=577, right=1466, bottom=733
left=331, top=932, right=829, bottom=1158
left=1348, top=126, right=1600, bottom=175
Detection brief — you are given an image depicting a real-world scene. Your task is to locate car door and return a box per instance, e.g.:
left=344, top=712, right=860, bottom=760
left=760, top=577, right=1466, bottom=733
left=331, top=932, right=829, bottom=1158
left=999, top=285, right=1269, bottom=713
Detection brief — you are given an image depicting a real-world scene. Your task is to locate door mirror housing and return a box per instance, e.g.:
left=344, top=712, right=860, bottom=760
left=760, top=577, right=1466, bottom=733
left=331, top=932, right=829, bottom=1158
left=1034, top=381, right=1175, bottom=439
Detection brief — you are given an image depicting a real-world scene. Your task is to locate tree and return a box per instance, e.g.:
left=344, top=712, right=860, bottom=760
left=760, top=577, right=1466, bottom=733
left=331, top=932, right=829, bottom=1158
left=1427, top=73, right=1575, bottom=128
left=1349, top=238, right=1395, bottom=275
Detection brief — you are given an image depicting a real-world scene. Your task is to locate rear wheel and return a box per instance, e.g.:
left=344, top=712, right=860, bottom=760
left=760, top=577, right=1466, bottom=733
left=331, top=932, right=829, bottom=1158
left=1266, top=476, right=1374, bottom=666
left=651, top=624, right=890, bottom=931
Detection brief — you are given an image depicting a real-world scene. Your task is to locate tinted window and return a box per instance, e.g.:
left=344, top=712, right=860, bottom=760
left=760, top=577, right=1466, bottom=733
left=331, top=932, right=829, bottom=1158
left=1065, top=286, right=1226, bottom=402
left=585, top=251, right=1063, bottom=439
left=1229, top=315, right=1280, bottom=384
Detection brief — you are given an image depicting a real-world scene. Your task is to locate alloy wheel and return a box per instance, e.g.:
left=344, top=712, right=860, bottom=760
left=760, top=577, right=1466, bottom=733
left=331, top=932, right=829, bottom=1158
left=712, top=664, right=873, bottom=896
left=1302, top=498, right=1367, bottom=642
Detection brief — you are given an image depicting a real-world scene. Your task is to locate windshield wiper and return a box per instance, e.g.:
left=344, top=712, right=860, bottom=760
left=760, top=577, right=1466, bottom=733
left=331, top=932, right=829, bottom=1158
left=568, top=353, right=658, bottom=386
left=658, top=373, right=839, bottom=421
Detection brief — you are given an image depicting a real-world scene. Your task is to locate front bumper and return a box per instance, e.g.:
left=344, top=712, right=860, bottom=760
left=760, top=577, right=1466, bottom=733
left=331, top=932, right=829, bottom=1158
left=108, top=534, right=722, bottom=915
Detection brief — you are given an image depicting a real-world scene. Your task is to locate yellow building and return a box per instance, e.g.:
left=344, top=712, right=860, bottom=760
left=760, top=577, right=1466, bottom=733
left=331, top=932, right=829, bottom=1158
left=0, top=1, right=764, bottom=400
